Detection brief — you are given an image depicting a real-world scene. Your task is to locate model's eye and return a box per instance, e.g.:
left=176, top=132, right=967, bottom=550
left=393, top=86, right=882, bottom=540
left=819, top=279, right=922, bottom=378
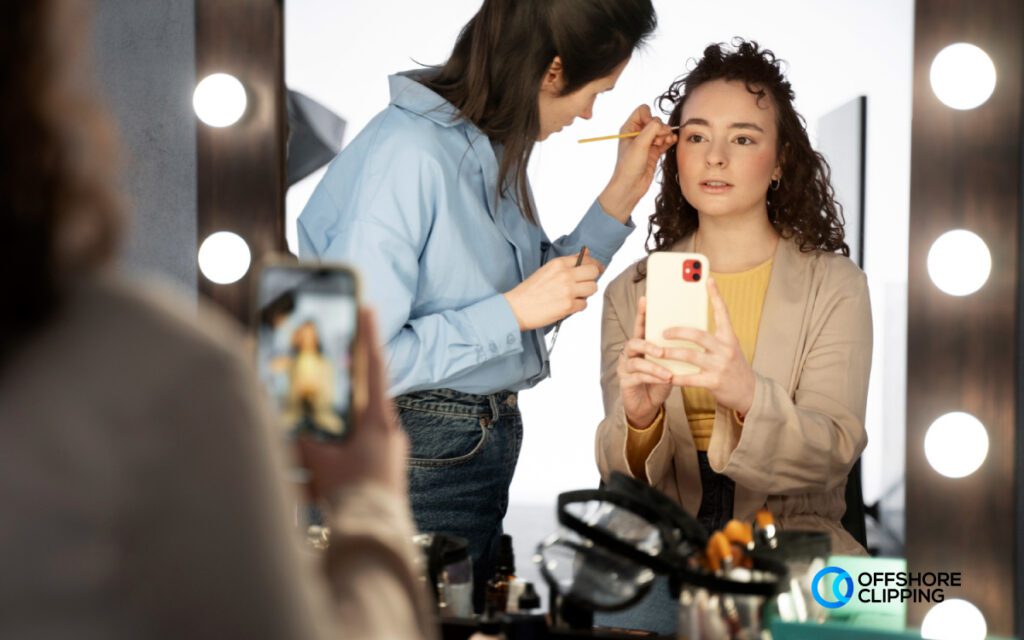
left=735, top=136, right=754, bottom=145
left=686, top=133, right=706, bottom=143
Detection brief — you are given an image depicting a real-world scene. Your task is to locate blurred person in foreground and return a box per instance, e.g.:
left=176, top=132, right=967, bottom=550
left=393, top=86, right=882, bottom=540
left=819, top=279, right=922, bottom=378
left=0, top=2, right=435, bottom=638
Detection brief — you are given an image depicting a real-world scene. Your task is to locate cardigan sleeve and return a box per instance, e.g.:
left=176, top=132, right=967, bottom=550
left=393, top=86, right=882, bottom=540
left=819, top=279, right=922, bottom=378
left=707, top=263, right=872, bottom=495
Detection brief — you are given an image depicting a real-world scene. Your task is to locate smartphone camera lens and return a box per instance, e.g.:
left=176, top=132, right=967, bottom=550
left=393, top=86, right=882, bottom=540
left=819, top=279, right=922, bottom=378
left=693, top=261, right=702, bottom=270
left=693, top=273, right=701, bottom=281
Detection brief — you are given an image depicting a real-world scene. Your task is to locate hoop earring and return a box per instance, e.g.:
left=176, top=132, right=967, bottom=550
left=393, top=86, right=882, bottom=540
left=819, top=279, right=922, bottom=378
left=770, top=176, right=782, bottom=191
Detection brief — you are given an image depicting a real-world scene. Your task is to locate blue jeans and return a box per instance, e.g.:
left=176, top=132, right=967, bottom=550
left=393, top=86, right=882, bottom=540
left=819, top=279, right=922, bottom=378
left=394, top=389, right=523, bottom=612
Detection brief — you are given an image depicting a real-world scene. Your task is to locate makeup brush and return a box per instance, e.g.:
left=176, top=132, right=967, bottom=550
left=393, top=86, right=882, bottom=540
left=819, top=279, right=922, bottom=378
left=578, top=124, right=680, bottom=144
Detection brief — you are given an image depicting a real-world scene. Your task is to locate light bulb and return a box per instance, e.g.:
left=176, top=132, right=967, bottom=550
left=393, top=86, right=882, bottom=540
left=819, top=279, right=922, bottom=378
left=921, top=599, right=987, bottom=640
left=924, top=412, right=989, bottom=479
left=930, top=43, right=996, bottom=110
left=198, top=231, right=251, bottom=284
left=927, top=230, right=991, bottom=296
left=193, top=73, right=247, bottom=127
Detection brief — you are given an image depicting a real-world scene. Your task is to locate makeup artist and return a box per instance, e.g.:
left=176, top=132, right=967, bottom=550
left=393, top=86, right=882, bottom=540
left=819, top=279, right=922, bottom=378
left=298, top=0, right=675, bottom=608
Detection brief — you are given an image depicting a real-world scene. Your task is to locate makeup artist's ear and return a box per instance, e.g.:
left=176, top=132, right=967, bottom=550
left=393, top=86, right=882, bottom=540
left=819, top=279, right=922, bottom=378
left=540, top=56, right=565, bottom=96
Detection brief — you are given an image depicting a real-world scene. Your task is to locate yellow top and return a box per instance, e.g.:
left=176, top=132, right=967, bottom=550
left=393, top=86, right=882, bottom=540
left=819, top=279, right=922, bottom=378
left=626, top=257, right=773, bottom=477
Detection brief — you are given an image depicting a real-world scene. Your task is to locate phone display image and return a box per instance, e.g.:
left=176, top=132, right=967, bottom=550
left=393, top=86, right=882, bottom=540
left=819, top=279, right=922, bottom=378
left=645, top=251, right=710, bottom=377
left=256, top=264, right=358, bottom=440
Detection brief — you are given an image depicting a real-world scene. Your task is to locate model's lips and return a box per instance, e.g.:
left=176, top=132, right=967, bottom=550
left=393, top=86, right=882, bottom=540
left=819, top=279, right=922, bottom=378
left=700, top=179, right=733, bottom=193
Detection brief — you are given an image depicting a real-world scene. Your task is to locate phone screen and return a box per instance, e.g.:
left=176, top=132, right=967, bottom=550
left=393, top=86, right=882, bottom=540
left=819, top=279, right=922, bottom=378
left=255, top=263, right=358, bottom=441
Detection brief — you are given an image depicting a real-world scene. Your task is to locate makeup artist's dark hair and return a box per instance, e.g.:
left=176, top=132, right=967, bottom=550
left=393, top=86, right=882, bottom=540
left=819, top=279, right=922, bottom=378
left=422, top=0, right=656, bottom=224
left=638, top=39, right=846, bottom=279
left=0, top=0, right=123, bottom=364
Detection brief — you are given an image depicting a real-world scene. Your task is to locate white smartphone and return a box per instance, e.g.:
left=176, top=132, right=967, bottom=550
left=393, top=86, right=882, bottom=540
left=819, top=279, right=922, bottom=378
left=644, top=252, right=709, bottom=376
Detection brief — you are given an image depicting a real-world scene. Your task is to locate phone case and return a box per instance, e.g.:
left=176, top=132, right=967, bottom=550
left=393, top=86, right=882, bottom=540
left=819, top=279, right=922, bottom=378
left=644, top=251, right=709, bottom=376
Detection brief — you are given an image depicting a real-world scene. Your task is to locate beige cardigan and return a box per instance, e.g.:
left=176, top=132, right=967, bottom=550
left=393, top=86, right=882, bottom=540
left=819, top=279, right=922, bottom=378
left=595, top=235, right=872, bottom=555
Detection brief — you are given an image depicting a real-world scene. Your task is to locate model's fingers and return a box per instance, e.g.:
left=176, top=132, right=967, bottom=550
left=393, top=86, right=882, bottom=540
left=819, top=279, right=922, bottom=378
left=632, top=296, right=648, bottom=340
left=707, top=277, right=736, bottom=339
left=673, top=372, right=716, bottom=388
left=632, top=373, right=672, bottom=386
left=623, top=337, right=664, bottom=359
left=662, top=346, right=715, bottom=371
left=625, top=357, right=673, bottom=380
left=663, top=327, right=721, bottom=354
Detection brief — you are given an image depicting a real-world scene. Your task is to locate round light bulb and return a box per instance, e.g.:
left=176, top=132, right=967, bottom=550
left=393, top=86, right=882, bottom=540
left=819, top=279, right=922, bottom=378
left=193, top=73, right=247, bottom=127
left=921, top=599, right=987, bottom=640
left=927, top=230, right=991, bottom=296
left=198, top=231, right=251, bottom=284
left=924, top=412, right=989, bottom=479
left=929, top=43, right=996, bottom=110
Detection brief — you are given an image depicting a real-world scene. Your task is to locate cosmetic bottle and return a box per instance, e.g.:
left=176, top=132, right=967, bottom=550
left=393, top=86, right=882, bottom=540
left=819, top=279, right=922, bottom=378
left=485, top=534, right=516, bottom=613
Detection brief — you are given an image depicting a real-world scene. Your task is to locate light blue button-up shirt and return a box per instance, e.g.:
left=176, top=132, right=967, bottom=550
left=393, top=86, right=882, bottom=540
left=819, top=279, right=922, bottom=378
left=298, top=71, right=633, bottom=396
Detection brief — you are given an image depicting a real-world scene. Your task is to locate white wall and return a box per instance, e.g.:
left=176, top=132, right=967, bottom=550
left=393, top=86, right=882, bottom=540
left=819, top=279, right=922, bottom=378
left=285, top=0, right=914, bottom=515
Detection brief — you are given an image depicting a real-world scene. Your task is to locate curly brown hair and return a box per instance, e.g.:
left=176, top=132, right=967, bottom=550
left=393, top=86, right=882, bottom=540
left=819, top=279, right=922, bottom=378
left=1, top=0, right=123, bottom=363
left=638, top=39, right=847, bottom=279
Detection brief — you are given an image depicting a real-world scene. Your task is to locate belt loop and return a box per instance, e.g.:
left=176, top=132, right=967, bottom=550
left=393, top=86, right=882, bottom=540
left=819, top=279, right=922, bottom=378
left=488, top=393, right=501, bottom=424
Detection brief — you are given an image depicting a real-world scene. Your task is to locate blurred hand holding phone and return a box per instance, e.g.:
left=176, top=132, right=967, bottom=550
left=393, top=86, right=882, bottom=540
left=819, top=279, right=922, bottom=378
left=255, top=258, right=408, bottom=505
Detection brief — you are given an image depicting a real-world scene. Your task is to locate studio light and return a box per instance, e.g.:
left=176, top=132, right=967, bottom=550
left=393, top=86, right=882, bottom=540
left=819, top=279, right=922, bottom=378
left=929, top=43, right=996, bottom=110
left=193, top=73, right=247, bottom=127
left=926, top=230, right=991, bottom=296
left=198, top=231, right=251, bottom=284
left=921, top=599, right=987, bottom=640
left=924, top=412, right=989, bottom=479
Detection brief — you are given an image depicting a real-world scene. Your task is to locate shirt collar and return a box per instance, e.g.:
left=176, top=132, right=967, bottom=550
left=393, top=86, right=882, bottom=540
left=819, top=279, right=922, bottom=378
left=388, top=69, right=464, bottom=128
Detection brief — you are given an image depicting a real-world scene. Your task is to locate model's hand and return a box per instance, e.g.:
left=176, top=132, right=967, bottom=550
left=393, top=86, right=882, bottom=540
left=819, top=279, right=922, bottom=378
left=599, top=105, right=677, bottom=222
left=504, top=251, right=603, bottom=331
left=662, top=278, right=756, bottom=415
left=618, top=296, right=674, bottom=428
left=297, top=308, right=408, bottom=498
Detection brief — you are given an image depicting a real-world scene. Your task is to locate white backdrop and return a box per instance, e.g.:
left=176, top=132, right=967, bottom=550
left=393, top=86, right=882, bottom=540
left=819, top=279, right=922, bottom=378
left=285, top=0, right=913, bottom=517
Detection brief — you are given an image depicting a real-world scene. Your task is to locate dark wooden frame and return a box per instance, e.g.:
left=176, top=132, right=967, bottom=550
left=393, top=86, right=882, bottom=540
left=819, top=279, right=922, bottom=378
left=195, top=0, right=286, bottom=325
left=906, top=0, right=1022, bottom=634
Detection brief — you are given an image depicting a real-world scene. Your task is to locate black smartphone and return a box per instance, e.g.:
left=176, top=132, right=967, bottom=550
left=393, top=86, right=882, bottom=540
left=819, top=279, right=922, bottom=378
left=255, top=259, right=359, bottom=442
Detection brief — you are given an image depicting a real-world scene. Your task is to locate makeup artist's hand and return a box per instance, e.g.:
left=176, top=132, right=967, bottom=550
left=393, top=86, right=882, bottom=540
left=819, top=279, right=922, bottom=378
left=619, top=296, right=674, bottom=429
left=504, top=251, right=602, bottom=331
left=662, top=278, right=756, bottom=416
left=297, top=308, right=409, bottom=499
left=599, top=105, right=677, bottom=222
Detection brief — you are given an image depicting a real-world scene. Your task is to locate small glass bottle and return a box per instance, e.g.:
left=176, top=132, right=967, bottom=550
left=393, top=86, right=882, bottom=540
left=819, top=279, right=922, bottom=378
left=485, top=534, right=516, bottom=613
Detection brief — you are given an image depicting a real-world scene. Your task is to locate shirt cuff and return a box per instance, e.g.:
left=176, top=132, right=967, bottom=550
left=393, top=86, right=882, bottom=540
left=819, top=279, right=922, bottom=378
left=575, top=199, right=635, bottom=266
left=461, top=293, right=524, bottom=359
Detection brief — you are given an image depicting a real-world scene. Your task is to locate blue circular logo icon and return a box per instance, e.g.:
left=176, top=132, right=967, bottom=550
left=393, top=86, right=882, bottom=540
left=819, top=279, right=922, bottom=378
left=811, top=566, right=854, bottom=609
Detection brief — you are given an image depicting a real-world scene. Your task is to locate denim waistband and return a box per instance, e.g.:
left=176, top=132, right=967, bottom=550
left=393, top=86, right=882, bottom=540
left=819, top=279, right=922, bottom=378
left=394, top=388, right=520, bottom=420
